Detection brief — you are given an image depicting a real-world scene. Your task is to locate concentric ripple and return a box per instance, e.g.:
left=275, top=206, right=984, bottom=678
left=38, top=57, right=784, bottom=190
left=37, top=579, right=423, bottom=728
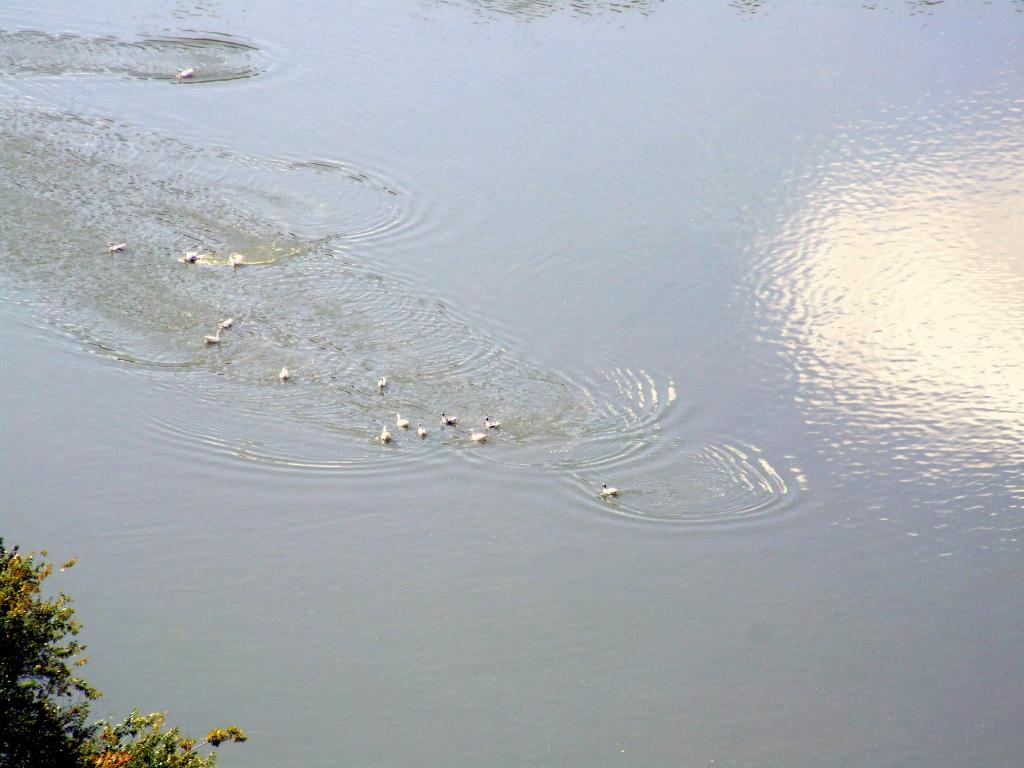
left=570, top=438, right=792, bottom=525
left=0, top=28, right=262, bottom=83
left=0, top=100, right=797, bottom=524
left=0, top=102, right=420, bottom=366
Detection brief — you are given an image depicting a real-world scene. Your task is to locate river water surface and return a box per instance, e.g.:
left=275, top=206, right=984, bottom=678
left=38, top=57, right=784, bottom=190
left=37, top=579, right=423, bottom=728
left=1, top=1, right=1022, bottom=766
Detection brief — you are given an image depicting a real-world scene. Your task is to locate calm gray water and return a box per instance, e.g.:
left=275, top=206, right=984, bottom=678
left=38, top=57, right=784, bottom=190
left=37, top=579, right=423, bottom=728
left=1, top=1, right=1022, bottom=766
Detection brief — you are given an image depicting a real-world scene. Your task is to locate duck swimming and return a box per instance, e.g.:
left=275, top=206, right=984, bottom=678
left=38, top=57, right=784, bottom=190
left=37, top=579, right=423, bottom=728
left=108, top=242, right=126, bottom=253
left=441, top=413, right=458, bottom=426
left=377, top=376, right=387, bottom=392
left=378, top=424, right=392, bottom=443
left=396, top=413, right=409, bottom=429
left=470, top=431, right=488, bottom=443
left=203, top=329, right=223, bottom=345
left=600, top=484, right=619, bottom=498
left=417, top=423, right=427, bottom=438
left=177, top=67, right=195, bottom=79
left=279, top=367, right=290, bottom=381
left=483, top=416, right=502, bottom=430
left=218, top=318, right=234, bottom=330
left=229, top=253, right=245, bottom=268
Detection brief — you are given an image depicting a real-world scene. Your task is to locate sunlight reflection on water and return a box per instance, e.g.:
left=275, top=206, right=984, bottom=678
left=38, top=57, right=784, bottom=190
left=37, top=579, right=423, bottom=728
left=746, top=84, right=1024, bottom=545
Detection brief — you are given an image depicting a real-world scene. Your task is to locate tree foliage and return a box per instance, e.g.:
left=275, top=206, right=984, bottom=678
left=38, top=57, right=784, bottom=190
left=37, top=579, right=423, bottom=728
left=91, top=711, right=246, bottom=768
left=0, top=541, right=97, bottom=767
left=0, top=539, right=246, bottom=768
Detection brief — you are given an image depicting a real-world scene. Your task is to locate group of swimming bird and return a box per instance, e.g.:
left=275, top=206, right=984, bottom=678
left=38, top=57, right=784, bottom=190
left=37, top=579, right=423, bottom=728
left=181, top=247, right=245, bottom=267
left=374, top=377, right=505, bottom=447
left=376, top=371, right=620, bottom=500
left=105, top=240, right=620, bottom=499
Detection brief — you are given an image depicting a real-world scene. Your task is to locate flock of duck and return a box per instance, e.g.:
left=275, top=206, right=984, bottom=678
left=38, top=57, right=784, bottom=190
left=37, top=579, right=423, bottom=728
left=373, top=378, right=503, bottom=446
left=371, top=383, right=619, bottom=497
left=107, top=218, right=621, bottom=499
left=373, top=378, right=502, bottom=447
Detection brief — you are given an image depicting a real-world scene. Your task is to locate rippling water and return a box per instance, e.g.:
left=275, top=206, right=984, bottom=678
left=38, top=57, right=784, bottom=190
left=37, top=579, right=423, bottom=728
left=0, top=28, right=262, bottom=82
left=2, top=1, right=1022, bottom=766
left=0, top=91, right=793, bottom=523
left=742, top=79, right=1024, bottom=549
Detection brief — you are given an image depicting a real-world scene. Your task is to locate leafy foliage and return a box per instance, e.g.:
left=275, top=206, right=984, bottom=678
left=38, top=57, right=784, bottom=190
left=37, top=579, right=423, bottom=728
left=90, top=711, right=246, bottom=768
left=0, top=539, right=246, bottom=768
left=1, top=540, right=98, bottom=767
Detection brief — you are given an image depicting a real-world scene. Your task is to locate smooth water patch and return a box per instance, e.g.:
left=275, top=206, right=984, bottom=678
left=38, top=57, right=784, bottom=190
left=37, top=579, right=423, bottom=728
left=0, top=28, right=263, bottom=82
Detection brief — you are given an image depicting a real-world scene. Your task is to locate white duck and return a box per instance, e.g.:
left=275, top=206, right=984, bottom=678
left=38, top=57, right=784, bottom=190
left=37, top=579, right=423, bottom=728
left=177, top=67, right=195, bottom=79
left=417, top=423, right=427, bottom=438
left=181, top=250, right=200, bottom=263
left=440, top=412, right=458, bottom=426
left=483, top=415, right=502, bottom=430
left=377, top=376, right=387, bottom=392
left=470, top=430, right=487, bottom=443
left=600, top=484, right=619, bottom=498
left=218, top=318, right=234, bottom=330
left=279, top=367, right=290, bottom=381
left=378, top=423, right=392, bottom=443
left=203, top=329, right=223, bottom=345
left=396, top=413, right=409, bottom=429
left=108, top=242, right=126, bottom=253
left=229, top=253, right=245, bottom=268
